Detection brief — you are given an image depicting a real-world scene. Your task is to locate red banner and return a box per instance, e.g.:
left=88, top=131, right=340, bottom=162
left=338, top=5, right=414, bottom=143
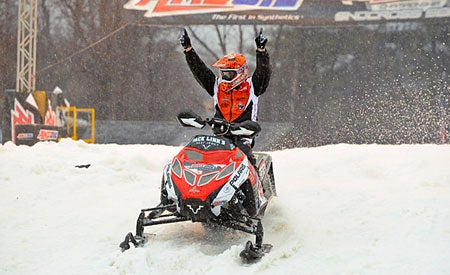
left=124, top=0, right=450, bottom=25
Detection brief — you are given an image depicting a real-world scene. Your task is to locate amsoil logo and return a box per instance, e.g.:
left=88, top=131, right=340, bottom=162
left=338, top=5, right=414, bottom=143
left=17, top=133, right=33, bottom=140
left=124, top=0, right=304, bottom=18
left=37, top=130, right=59, bottom=141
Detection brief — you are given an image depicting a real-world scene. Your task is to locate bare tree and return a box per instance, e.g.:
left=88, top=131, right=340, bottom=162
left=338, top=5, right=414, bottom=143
left=0, top=2, right=18, bottom=94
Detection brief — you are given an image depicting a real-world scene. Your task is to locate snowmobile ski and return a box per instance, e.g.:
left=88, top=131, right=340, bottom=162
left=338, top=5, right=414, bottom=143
left=240, top=241, right=273, bottom=263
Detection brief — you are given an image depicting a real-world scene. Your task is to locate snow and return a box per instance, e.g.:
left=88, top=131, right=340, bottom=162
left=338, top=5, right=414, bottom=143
left=1, top=139, right=450, bottom=274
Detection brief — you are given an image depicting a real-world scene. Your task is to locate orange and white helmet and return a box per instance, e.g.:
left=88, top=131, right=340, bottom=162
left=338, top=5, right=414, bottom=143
left=212, top=53, right=249, bottom=92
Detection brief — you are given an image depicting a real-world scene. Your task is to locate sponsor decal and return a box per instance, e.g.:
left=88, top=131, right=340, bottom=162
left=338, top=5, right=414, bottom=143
left=222, top=184, right=233, bottom=194
left=124, top=0, right=304, bottom=18
left=191, top=135, right=231, bottom=150
left=190, top=163, right=222, bottom=172
left=17, top=133, right=34, bottom=140
left=187, top=204, right=204, bottom=214
left=37, top=129, right=59, bottom=141
left=192, top=135, right=226, bottom=145
left=229, top=164, right=246, bottom=187
left=337, top=0, right=450, bottom=21
left=189, top=186, right=201, bottom=193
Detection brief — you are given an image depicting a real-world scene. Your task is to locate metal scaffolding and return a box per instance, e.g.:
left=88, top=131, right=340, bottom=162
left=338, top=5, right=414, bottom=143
left=16, top=0, right=38, bottom=94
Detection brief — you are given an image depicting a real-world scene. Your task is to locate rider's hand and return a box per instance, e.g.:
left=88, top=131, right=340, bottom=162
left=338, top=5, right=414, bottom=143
left=212, top=124, right=224, bottom=135
left=255, top=29, right=267, bottom=50
left=179, top=28, right=192, bottom=50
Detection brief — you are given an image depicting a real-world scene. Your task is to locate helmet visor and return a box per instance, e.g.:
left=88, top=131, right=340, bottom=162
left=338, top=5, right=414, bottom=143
left=220, top=69, right=237, bottom=82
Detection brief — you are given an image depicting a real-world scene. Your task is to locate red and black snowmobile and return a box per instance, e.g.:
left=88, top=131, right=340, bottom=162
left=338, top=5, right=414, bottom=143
left=120, top=110, right=277, bottom=262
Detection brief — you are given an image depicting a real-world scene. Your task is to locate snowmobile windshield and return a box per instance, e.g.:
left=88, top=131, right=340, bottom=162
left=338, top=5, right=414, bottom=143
left=185, top=149, right=203, bottom=161
left=187, top=135, right=234, bottom=151
left=183, top=149, right=238, bottom=165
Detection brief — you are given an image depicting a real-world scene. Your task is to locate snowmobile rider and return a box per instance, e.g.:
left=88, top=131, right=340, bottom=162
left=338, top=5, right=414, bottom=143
left=179, top=28, right=272, bottom=167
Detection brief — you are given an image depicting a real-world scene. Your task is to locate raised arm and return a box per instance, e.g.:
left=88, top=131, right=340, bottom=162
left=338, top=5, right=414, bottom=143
left=180, top=29, right=216, bottom=96
left=252, top=30, right=272, bottom=96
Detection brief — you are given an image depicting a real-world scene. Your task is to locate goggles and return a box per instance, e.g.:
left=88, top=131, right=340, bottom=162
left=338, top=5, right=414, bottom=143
left=219, top=69, right=238, bottom=82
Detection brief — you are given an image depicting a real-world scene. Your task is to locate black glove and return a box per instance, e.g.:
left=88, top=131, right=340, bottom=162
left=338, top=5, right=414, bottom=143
left=212, top=124, right=227, bottom=136
left=179, top=28, right=191, bottom=49
left=255, top=29, right=267, bottom=50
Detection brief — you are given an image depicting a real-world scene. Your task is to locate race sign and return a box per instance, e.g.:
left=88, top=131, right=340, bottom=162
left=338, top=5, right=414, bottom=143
left=124, top=0, right=450, bottom=25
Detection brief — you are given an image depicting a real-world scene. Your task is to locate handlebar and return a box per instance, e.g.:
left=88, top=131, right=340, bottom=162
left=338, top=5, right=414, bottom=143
left=177, top=110, right=261, bottom=138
